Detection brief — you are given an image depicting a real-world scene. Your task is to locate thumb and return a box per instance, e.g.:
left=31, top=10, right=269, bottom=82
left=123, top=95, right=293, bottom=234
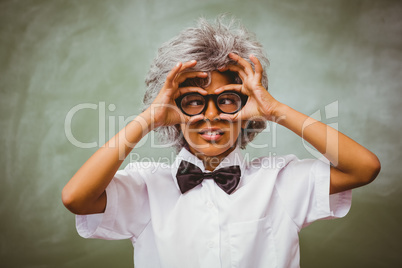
left=218, top=112, right=240, bottom=122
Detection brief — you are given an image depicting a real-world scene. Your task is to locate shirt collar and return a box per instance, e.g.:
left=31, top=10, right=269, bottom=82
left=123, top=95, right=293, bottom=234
left=171, top=147, right=245, bottom=192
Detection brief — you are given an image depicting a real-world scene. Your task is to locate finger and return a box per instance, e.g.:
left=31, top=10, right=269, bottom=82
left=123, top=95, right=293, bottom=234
left=167, top=60, right=198, bottom=87
left=174, top=112, right=204, bottom=125
left=218, top=64, right=247, bottom=81
left=163, top=103, right=192, bottom=125
left=218, top=63, right=244, bottom=73
left=177, top=87, right=208, bottom=97
left=218, top=112, right=240, bottom=122
left=175, top=71, right=208, bottom=85
left=179, top=60, right=197, bottom=71
left=217, top=65, right=229, bottom=72
left=229, top=53, right=254, bottom=76
left=250, top=54, right=263, bottom=81
left=187, top=114, right=205, bottom=124
left=165, top=62, right=183, bottom=86
left=220, top=108, right=251, bottom=122
left=214, top=84, right=243, bottom=94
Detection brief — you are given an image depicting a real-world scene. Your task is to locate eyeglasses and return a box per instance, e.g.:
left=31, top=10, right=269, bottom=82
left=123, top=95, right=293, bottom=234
left=175, top=91, right=248, bottom=116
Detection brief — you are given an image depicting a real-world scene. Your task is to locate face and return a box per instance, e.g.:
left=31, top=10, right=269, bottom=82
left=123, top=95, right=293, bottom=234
left=179, top=71, right=244, bottom=164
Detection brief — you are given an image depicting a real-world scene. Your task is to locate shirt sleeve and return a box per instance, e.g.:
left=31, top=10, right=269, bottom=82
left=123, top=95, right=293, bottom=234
left=76, top=162, right=151, bottom=241
left=275, top=156, right=352, bottom=230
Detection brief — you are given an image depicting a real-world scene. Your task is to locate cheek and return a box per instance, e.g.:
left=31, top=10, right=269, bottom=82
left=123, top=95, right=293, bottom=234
left=180, top=124, right=196, bottom=141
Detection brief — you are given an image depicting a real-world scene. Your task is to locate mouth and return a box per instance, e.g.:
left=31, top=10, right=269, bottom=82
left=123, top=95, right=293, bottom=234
left=198, top=128, right=224, bottom=141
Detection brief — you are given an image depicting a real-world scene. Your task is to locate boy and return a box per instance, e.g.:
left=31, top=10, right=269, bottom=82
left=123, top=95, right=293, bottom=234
left=62, top=17, right=380, bottom=268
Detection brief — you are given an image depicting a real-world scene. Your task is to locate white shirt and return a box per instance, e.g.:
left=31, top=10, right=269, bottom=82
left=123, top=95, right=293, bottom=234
left=76, top=147, right=352, bottom=268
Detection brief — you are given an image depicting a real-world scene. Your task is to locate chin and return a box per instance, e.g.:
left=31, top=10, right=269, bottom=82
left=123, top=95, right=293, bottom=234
left=189, top=142, right=237, bottom=158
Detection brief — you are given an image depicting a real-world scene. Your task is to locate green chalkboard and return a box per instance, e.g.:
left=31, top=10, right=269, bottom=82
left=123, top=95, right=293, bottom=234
left=1, top=0, right=401, bottom=267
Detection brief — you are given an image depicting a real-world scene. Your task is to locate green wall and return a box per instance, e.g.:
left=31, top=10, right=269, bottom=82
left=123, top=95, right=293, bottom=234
left=1, top=0, right=401, bottom=267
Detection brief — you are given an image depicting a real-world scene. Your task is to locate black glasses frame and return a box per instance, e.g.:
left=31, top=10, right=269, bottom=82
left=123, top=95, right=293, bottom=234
left=175, top=90, right=248, bottom=116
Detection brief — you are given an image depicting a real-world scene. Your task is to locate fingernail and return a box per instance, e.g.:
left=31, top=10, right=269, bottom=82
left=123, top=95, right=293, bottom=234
left=176, top=62, right=181, bottom=67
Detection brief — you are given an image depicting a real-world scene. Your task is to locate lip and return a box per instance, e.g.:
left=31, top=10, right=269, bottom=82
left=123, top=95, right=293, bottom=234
left=198, top=127, right=224, bottom=142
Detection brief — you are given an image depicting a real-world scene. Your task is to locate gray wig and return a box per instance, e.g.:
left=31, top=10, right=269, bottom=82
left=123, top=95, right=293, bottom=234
left=143, top=16, right=269, bottom=152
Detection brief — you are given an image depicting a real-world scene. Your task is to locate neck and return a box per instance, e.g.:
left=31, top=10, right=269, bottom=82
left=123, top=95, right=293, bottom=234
left=189, top=146, right=236, bottom=171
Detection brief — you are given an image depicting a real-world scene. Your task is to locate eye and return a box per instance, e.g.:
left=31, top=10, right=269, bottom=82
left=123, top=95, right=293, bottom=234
left=182, top=96, right=204, bottom=107
left=179, top=94, right=206, bottom=116
left=186, top=99, right=204, bottom=106
left=218, top=97, right=236, bottom=105
left=217, top=93, right=242, bottom=113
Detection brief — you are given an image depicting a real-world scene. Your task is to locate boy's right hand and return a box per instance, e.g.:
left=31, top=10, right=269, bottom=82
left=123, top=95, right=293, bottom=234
left=143, top=60, right=208, bottom=129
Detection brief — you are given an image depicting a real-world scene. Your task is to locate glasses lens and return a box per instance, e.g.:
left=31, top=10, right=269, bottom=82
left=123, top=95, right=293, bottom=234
left=217, top=93, right=242, bottom=113
left=180, top=94, right=205, bottom=115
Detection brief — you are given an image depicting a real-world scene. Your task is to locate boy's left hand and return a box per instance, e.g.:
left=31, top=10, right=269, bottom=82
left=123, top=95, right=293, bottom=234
left=217, top=55, right=380, bottom=195
left=215, top=53, right=279, bottom=122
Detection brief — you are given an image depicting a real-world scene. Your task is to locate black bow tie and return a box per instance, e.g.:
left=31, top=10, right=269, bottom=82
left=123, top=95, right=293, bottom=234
left=176, top=160, right=241, bottom=195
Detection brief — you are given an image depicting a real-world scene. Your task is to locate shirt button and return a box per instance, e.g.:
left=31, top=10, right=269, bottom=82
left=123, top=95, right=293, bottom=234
left=206, top=201, right=214, bottom=209
left=207, top=241, right=215, bottom=248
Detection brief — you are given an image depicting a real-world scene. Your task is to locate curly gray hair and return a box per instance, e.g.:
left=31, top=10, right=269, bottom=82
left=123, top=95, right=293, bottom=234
left=143, top=16, right=269, bottom=152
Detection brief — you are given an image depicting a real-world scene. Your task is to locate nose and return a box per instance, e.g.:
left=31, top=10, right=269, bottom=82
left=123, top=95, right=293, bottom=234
left=204, top=98, right=219, bottom=120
